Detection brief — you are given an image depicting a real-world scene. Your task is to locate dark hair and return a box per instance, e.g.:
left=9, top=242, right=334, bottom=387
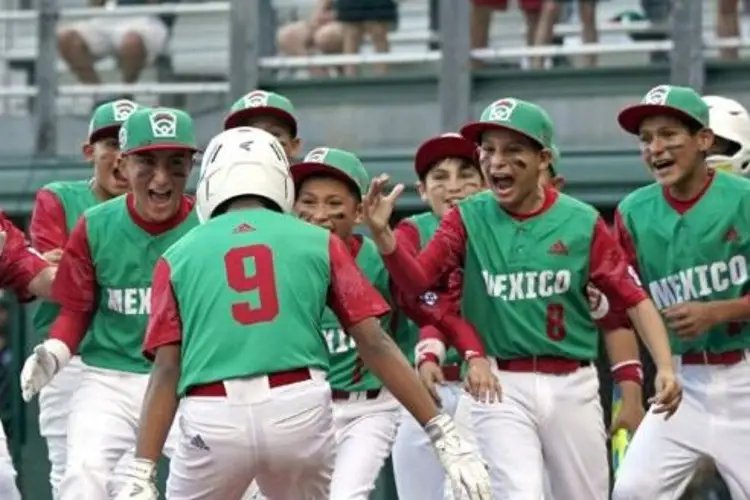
left=213, top=195, right=282, bottom=218
left=295, top=173, right=361, bottom=201
left=419, top=156, right=480, bottom=182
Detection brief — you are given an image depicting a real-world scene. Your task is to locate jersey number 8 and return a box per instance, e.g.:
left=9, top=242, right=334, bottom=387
left=546, top=303, right=566, bottom=341
left=224, top=245, right=280, bottom=325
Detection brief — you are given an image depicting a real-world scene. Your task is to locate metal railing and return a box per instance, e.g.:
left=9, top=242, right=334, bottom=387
left=0, top=0, right=734, bottom=154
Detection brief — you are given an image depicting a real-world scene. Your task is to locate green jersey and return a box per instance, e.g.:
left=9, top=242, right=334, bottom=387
left=459, top=191, right=600, bottom=360
left=81, top=196, right=198, bottom=373
left=408, top=211, right=461, bottom=366
left=164, top=210, right=333, bottom=396
left=617, top=171, right=750, bottom=354
left=32, top=180, right=99, bottom=338
left=326, top=236, right=392, bottom=392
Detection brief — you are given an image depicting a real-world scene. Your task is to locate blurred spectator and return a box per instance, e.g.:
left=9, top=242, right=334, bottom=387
left=336, top=0, right=398, bottom=77
left=532, top=0, right=599, bottom=69
left=276, top=0, right=344, bottom=78
left=717, top=0, right=740, bottom=60
left=469, top=0, right=544, bottom=67
left=57, top=0, right=176, bottom=89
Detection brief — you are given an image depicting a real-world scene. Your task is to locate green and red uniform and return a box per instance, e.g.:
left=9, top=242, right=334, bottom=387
left=383, top=187, right=647, bottom=361
left=615, top=169, right=750, bottom=356
left=141, top=209, right=390, bottom=396
left=49, top=194, right=198, bottom=373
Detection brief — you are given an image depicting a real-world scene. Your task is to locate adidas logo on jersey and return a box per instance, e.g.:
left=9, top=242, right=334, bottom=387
left=724, top=226, right=739, bottom=242
left=233, top=223, right=254, bottom=234
left=548, top=240, right=568, bottom=256
left=190, top=434, right=210, bottom=451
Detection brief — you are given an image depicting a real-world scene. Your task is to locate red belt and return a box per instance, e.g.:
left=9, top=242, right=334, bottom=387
left=681, top=350, right=745, bottom=366
left=442, top=364, right=461, bottom=382
left=331, top=388, right=381, bottom=401
left=495, top=356, right=590, bottom=375
left=185, top=367, right=312, bottom=397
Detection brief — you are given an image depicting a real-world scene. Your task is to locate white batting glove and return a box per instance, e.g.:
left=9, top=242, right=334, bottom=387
left=426, top=413, right=492, bottom=500
left=114, top=458, right=159, bottom=500
left=20, top=339, right=71, bottom=402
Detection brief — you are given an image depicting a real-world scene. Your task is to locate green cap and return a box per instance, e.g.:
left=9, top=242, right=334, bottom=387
left=224, top=90, right=298, bottom=135
left=291, top=147, right=369, bottom=197
left=549, top=144, right=561, bottom=177
left=618, top=85, right=709, bottom=135
left=118, top=107, right=198, bottom=155
left=414, top=133, right=478, bottom=178
left=88, top=99, right=140, bottom=143
left=461, top=98, right=555, bottom=149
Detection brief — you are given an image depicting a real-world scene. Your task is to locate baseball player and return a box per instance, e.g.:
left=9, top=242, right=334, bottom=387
left=113, top=127, right=491, bottom=500
left=611, top=85, right=750, bottom=499
left=362, top=97, right=682, bottom=499
left=29, top=98, right=140, bottom=499
left=389, top=133, right=487, bottom=500
left=289, top=146, right=495, bottom=499
left=703, top=94, right=750, bottom=177
left=19, top=107, right=200, bottom=499
left=0, top=214, right=58, bottom=500
left=224, top=89, right=301, bottom=161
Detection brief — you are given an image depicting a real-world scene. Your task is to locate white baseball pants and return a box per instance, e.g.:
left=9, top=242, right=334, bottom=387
left=329, top=388, right=400, bottom=500
left=57, top=364, right=179, bottom=500
left=613, top=353, right=750, bottom=500
left=470, top=360, right=608, bottom=500
left=166, top=370, right=335, bottom=500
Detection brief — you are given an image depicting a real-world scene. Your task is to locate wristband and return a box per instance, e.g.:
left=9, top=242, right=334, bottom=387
left=611, top=360, right=643, bottom=385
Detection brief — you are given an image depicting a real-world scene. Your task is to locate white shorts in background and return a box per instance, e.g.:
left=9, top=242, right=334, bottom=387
left=0, top=421, right=20, bottom=500
left=62, top=16, right=169, bottom=64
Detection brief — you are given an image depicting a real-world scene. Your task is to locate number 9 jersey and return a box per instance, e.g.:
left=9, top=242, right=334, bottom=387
left=144, top=208, right=390, bottom=397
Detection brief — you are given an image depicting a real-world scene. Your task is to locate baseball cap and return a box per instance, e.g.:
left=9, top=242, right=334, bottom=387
left=414, top=133, right=478, bottom=178
left=618, top=85, right=709, bottom=135
left=88, top=98, right=140, bottom=143
left=292, top=147, right=369, bottom=198
left=461, top=98, right=555, bottom=150
left=224, top=90, right=298, bottom=136
left=119, top=107, right=198, bottom=155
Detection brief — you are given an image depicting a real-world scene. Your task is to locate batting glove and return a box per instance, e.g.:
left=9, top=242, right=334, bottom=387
left=426, top=412, right=492, bottom=500
left=114, top=458, right=159, bottom=500
left=20, top=339, right=71, bottom=402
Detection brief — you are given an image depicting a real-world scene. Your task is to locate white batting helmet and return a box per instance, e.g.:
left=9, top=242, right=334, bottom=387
left=703, top=95, right=750, bottom=177
left=196, top=127, right=294, bottom=223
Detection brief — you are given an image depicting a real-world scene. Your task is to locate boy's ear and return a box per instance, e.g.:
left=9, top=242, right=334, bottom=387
left=82, top=142, right=94, bottom=162
left=289, top=137, right=302, bottom=161
left=354, top=202, right=364, bottom=225
left=416, top=180, right=427, bottom=202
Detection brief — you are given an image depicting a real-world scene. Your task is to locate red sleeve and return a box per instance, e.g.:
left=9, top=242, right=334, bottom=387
left=327, top=234, right=391, bottom=329
left=419, top=324, right=447, bottom=343
left=613, top=209, right=641, bottom=275
left=393, top=220, right=421, bottom=255
left=30, top=189, right=69, bottom=252
left=588, top=217, right=648, bottom=310
left=382, top=207, right=467, bottom=296
left=143, top=258, right=182, bottom=360
left=0, top=214, right=50, bottom=300
left=435, top=313, right=486, bottom=359
left=48, top=218, right=97, bottom=351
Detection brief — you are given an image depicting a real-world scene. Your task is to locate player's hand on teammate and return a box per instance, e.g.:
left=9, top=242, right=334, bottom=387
left=649, top=368, right=682, bottom=419
left=42, top=248, right=64, bottom=265
left=663, top=301, right=720, bottom=340
left=114, top=458, right=159, bottom=500
left=362, top=174, right=404, bottom=252
left=20, top=339, right=71, bottom=402
left=418, top=359, right=446, bottom=404
left=464, top=357, right=502, bottom=404
left=425, top=413, right=493, bottom=500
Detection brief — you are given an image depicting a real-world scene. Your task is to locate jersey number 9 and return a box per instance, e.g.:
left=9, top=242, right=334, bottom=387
left=224, top=245, right=280, bottom=325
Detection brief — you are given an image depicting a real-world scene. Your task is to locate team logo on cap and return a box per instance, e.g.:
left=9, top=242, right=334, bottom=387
left=305, top=147, right=329, bottom=163
left=488, top=98, right=518, bottom=122
left=118, top=126, right=128, bottom=150
left=113, top=99, right=137, bottom=122
left=243, top=90, right=269, bottom=109
left=643, top=85, right=671, bottom=105
left=149, top=110, right=178, bottom=138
